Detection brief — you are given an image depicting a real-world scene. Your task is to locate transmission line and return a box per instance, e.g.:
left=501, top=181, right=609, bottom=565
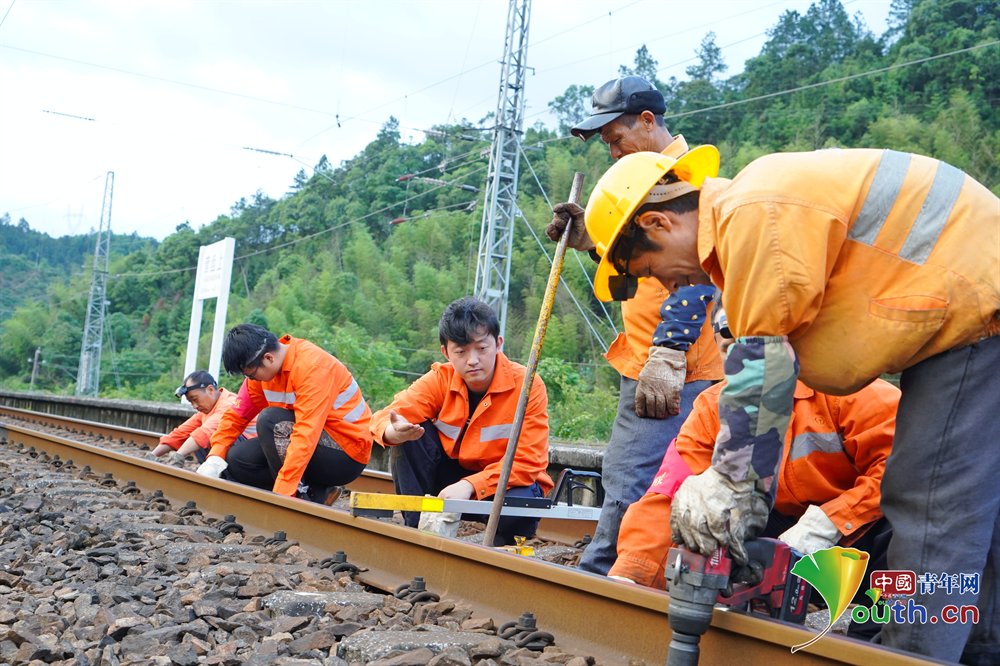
left=518, top=145, right=618, bottom=341
left=108, top=167, right=486, bottom=279
left=665, top=40, right=1000, bottom=120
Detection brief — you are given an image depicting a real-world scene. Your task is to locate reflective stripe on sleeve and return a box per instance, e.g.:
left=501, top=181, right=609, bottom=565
left=263, top=389, right=296, bottom=405
left=333, top=379, right=360, bottom=409
left=342, top=399, right=367, bottom=424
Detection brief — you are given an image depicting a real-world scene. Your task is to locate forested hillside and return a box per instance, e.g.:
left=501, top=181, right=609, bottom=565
left=1, top=0, right=996, bottom=441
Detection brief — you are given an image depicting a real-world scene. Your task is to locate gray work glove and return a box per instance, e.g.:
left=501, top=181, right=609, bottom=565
left=670, top=467, right=770, bottom=565
left=635, top=346, right=686, bottom=418
left=165, top=451, right=187, bottom=466
left=778, top=504, right=841, bottom=555
left=545, top=202, right=595, bottom=252
left=418, top=509, right=461, bottom=538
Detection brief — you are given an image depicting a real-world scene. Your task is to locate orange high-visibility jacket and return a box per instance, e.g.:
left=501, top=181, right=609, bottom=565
left=371, top=352, right=553, bottom=500
left=698, top=149, right=1000, bottom=395
left=605, top=134, right=723, bottom=383
left=609, top=378, right=899, bottom=588
left=209, top=335, right=373, bottom=496
left=159, top=388, right=256, bottom=451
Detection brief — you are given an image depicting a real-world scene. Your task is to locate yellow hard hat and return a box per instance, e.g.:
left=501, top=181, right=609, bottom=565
left=585, top=145, right=720, bottom=301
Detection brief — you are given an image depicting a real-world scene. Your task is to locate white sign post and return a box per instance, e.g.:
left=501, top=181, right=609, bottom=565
left=183, top=238, right=236, bottom=393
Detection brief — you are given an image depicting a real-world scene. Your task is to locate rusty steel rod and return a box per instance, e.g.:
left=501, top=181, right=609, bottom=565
left=483, top=172, right=586, bottom=546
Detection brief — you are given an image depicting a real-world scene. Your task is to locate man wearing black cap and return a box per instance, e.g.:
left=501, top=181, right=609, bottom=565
left=546, top=76, right=723, bottom=575
left=150, top=370, right=251, bottom=464
left=568, top=75, right=673, bottom=158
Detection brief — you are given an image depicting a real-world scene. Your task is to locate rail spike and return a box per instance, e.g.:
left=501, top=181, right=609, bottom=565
left=216, top=514, right=244, bottom=536
left=498, top=612, right=555, bottom=651
left=319, top=550, right=360, bottom=575
left=393, top=576, right=440, bottom=604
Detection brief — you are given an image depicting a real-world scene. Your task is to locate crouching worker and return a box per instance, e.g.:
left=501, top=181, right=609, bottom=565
left=371, top=297, right=553, bottom=546
left=196, top=324, right=373, bottom=505
left=610, top=306, right=898, bottom=618
left=150, top=371, right=257, bottom=465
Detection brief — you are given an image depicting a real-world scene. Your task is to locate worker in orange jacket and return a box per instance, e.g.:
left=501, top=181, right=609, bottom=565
left=585, top=146, right=999, bottom=663
left=371, top=297, right=552, bottom=546
left=151, top=370, right=257, bottom=464
left=197, top=324, right=373, bottom=505
left=610, top=306, right=898, bottom=602
left=546, top=76, right=723, bottom=574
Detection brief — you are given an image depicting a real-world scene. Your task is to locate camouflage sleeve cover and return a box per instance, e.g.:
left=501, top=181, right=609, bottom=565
left=652, top=284, right=716, bottom=350
left=711, top=336, right=798, bottom=496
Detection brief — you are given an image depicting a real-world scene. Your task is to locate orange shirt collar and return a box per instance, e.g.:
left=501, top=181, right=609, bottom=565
left=663, top=134, right=689, bottom=159
left=793, top=380, right=814, bottom=399
left=269, top=334, right=296, bottom=384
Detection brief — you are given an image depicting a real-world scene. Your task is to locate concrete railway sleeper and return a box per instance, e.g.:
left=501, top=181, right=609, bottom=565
left=0, top=409, right=932, bottom=665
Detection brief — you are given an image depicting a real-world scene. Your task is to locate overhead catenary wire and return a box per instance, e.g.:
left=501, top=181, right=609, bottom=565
left=513, top=202, right=611, bottom=353
left=0, top=0, right=15, bottom=31
left=518, top=145, right=618, bottom=341
left=108, top=166, right=488, bottom=279
left=664, top=40, right=1000, bottom=120
left=295, top=0, right=650, bottom=148
left=516, top=38, right=999, bottom=151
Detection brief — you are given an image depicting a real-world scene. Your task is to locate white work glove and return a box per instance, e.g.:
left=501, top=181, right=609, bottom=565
left=195, top=455, right=228, bottom=479
left=545, top=202, right=595, bottom=252
left=670, top=467, right=770, bottom=565
left=635, top=346, right=686, bottom=419
left=418, top=510, right=461, bottom=538
left=607, top=575, right=637, bottom=585
left=778, top=504, right=841, bottom=555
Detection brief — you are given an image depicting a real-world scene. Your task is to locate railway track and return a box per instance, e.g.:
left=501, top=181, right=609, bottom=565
left=0, top=405, right=933, bottom=665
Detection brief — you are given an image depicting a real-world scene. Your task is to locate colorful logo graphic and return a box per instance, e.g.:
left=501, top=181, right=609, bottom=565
left=789, top=551, right=981, bottom=654
left=870, top=569, right=916, bottom=598
left=788, top=546, right=869, bottom=653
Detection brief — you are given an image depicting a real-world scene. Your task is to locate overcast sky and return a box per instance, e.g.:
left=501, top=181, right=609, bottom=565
left=0, top=0, right=892, bottom=241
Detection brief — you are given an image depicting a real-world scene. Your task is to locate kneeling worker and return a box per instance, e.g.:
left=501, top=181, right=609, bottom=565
left=197, top=324, right=373, bottom=504
left=371, top=297, right=553, bottom=546
left=609, top=305, right=898, bottom=598
left=151, top=370, right=256, bottom=464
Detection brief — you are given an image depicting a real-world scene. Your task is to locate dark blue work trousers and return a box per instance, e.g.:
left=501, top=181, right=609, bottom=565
left=877, top=335, right=1000, bottom=665
left=578, top=376, right=714, bottom=574
left=389, top=422, right=543, bottom=547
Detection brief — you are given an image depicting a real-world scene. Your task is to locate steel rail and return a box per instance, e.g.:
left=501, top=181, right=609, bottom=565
left=0, top=405, right=593, bottom=544
left=0, top=417, right=934, bottom=666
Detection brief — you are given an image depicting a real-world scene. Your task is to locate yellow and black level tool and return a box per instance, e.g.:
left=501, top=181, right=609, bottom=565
left=349, top=491, right=602, bottom=521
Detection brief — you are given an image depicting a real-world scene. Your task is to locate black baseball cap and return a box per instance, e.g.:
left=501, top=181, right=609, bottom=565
left=175, top=381, right=214, bottom=397
left=571, top=76, right=667, bottom=141
left=175, top=370, right=217, bottom=397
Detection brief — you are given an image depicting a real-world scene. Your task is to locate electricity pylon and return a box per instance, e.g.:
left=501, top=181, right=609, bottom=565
left=76, top=171, right=114, bottom=396
left=473, top=0, right=531, bottom=337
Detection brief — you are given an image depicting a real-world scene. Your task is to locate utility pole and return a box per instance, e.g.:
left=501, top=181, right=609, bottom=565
left=29, top=348, right=41, bottom=389
left=76, top=172, right=114, bottom=396
left=474, top=0, right=531, bottom=337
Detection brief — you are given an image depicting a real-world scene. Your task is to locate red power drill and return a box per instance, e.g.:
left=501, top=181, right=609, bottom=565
left=664, top=538, right=811, bottom=666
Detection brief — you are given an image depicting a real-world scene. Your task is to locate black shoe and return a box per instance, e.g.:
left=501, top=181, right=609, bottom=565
left=308, top=485, right=343, bottom=506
